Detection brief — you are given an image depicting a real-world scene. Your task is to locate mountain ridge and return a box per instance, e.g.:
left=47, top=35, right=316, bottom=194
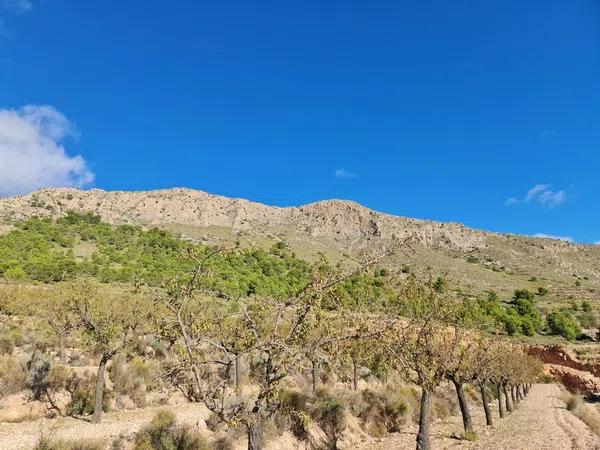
left=0, top=186, right=580, bottom=247
left=1, top=187, right=598, bottom=303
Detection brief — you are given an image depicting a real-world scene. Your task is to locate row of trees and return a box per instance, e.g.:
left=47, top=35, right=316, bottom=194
left=0, top=244, right=545, bottom=450
left=144, top=247, right=544, bottom=450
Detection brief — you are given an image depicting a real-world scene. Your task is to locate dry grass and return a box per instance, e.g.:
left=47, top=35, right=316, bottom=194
left=0, top=353, right=27, bottom=397
left=33, top=436, right=105, bottom=450
left=559, top=387, right=600, bottom=435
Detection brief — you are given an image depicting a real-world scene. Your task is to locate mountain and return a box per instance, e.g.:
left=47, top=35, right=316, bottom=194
left=1, top=187, right=598, bottom=304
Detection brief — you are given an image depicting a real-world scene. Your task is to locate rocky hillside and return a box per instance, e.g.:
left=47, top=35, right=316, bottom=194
left=1, top=187, right=599, bottom=302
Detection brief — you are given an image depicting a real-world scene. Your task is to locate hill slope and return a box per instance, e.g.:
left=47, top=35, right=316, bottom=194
left=0, top=188, right=598, bottom=303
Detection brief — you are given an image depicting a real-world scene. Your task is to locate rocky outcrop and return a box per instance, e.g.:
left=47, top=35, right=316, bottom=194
left=0, top=188, right=489, bottom=251
left=527, top=345, right=600, bottom=379
left=547, top=365, right=600, bottom=398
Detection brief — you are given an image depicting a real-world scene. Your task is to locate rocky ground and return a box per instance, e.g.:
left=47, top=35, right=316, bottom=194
left=0, top=384, right=596, bottom=450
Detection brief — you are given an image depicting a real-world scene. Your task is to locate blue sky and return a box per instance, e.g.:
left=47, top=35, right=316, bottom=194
left=0, top=1, right=599, bottom=243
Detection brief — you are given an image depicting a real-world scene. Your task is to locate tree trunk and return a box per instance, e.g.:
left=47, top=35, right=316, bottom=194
left=247, top=422, right=263, bottom=450
left=416, top=389, right=432, bottom=450
left=352, top=359, right=358, bottom=391
left=511, top=385, right=517, bottom=405
left=497, top=384, right=505, bottom=418
left=311, top=360, right=318, bottom=395
left=503, top=383, right=513, bottom=413
left=59, top=334, right=66, bottom=365
left=452, top=379, right=474, bottom=436
left=480, top=384, right=493, bottom=426
left=92, top=354, right=109, bottom=424
left=234, top=356, right=241, bottom=390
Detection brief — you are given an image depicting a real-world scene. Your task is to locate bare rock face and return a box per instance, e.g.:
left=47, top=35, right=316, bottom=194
left=1, top=187, right=599, bottom=299
left=0, top=188, right=489, bottom=251
left=548, top=365, right=600, bottom=398
left=527, top=345, right=600, bottom=379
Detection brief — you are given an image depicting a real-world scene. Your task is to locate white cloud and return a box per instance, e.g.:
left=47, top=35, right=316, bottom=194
left=505, top=183, right=567, bottom=208
left=334, top=168, right=358, bottom=179
left=0, top=105, right=94, bottom=197
left=533, top=233, right=574, bottom=243
left=1, top=0, right=33, bottom=13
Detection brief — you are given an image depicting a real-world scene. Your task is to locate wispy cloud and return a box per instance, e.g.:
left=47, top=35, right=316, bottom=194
left=0, top=105, right=94, bottom=196
left=505, top=183, right=567, bottom=208
left=538, top=130, right=557, bottom=140
left=1, top=0, right=33, bottom=13
left=594, top=241, right=600, bottom=246
left=334, top=168, right=359, bottom=180
left=533, top=233, right=574, bottom=243
left=0, top=18, right=12, bottom=39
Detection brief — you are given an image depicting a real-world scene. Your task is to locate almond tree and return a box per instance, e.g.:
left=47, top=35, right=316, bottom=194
left=68, top=279, right=149, bottom=423
left=473, top=339, right=506, bottom=427
left=386, top=279, right=462, bottom=450
left=44, top=286, right=76, bottom=364
left=157, top=245, right=397, bottom=450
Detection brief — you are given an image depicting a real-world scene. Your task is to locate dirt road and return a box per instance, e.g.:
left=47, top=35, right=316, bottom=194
left=364, top=384, right=600, bottom=450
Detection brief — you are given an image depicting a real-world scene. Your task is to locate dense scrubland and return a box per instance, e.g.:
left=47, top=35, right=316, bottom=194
left=0, top=213, right=596, bottom=449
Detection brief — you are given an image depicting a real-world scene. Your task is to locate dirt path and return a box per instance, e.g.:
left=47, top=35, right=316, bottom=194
left=363, top=384, right=600, bottom=450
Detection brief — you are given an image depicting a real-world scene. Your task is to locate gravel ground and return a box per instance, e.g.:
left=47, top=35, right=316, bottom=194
left=0, top=402, right=209, bottom=450
left=0, top=384, right=598, bottom=450
left=363, top=384, right=600, bottom=450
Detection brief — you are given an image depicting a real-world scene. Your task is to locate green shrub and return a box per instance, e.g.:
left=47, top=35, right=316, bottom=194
left=4, top=266, right=27, bottom=281
left=313, top=398, right=346, bottom=449
left=547, top=310, right=581, bottom=341
left=110, top=355, right=152, bottom=407
left=279, top=390, right=311, bottom=440
left=577, top=312, right=597, bottom=329
left=0, top=326, right=25, bottom=354
left=63, top=371, right=97, bottom=416
left=133, top=410, right=209, bottom=450
left=355, top=389, right=409, bottom=436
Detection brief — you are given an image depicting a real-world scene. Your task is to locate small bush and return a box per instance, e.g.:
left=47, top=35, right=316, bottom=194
left=60, top=371, right=98, bottom=416
left=33, top=436, right=104, bottom=450
left=133, top=409, right=209, bottom=450
left=0, top=326, right=25, bottom=354
left=356, top=389, right=409, bottom=436
left=313, top=398, right=346, bottom=449
left=109, top=355, right=152, bottom=407
left=0, top=354, right=27, bottom=398
left=279, top=389, right=311, bottom=440
left=27, top=349, right=52, bottom=400
left=566, top=394, right=582, bottom=412
left=547, top=310, right=581, bottom=341
left=561, top=389, right=600, bottom=436
left=211, top=436, right=235, bottom=450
